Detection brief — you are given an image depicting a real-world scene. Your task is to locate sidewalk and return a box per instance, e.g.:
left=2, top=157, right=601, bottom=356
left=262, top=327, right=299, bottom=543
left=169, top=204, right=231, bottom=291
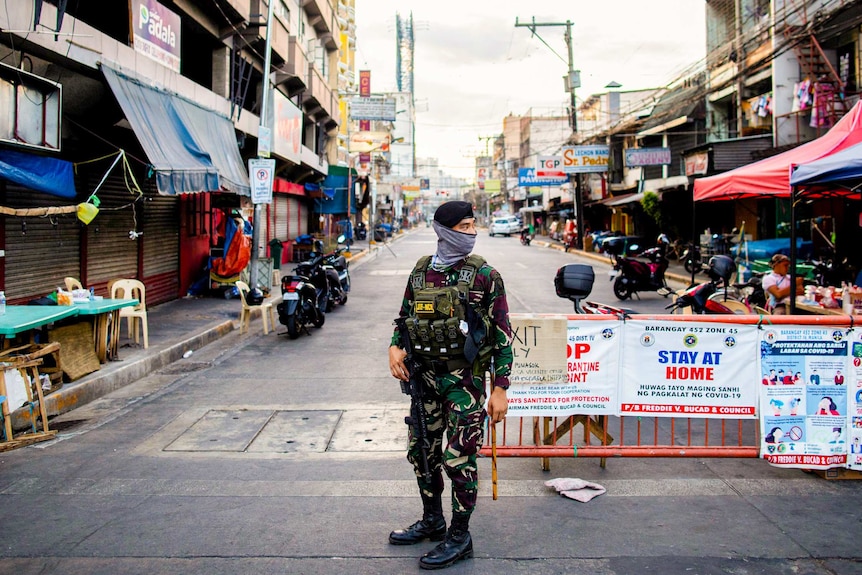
left=10, top=242, right=378, bottom=429
left=533, top=234, right=695, bottom=285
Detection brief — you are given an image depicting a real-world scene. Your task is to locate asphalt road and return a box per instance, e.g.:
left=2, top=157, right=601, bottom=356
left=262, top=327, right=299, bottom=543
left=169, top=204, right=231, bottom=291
left=1, top=227, right=860, bottom=575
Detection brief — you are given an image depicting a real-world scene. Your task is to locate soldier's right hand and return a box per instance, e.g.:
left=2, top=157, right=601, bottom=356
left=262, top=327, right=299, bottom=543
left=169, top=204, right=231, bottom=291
left=389, top=345, right=409, bottom=381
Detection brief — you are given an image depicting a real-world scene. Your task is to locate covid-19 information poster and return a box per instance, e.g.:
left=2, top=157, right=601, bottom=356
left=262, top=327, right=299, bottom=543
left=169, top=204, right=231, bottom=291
left=619, top=319, right=759, bottom=418
left=758, top=326, right=850, bottom=470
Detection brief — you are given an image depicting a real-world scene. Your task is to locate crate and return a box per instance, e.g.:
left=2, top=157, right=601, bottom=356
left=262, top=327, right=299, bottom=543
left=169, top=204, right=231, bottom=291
left=807, top=468, right=862, bottom=481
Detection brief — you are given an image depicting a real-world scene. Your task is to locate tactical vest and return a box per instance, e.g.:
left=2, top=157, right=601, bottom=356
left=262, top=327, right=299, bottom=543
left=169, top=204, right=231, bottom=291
left=404, top=254, right=493, bottom=365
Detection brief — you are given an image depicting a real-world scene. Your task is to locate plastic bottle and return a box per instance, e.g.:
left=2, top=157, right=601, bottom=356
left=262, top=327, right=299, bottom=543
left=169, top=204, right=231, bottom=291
left=0, top=290, right=6, bottom=315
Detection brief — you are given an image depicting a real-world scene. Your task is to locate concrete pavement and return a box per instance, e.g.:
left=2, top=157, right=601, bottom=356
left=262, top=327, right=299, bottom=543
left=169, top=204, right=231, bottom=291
left=1, top=227, right=861, bottom=575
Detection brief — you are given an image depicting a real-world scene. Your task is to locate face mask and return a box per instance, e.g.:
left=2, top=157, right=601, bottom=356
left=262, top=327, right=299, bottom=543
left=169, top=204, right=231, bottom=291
left=433, top=221, right=476, bottom=267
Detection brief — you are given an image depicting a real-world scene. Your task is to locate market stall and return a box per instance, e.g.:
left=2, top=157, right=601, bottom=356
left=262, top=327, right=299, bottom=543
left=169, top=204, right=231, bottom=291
left=693, top=101, right=862, bottom=312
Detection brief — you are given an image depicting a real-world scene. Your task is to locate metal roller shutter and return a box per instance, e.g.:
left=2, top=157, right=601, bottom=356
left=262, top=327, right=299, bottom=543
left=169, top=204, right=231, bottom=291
left=273, top=194, right=288, bottom=240
left=3, top=185, right=81, bottom=302
left=85, top=176, right=139, bottom=288
left=141, top=194, right=179, bottom=304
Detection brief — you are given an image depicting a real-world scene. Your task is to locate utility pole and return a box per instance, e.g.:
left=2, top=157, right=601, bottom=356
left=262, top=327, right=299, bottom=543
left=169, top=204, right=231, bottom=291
left=250, top=0, right=276, bottom=290
left=515, top=17, right=584, bottom=249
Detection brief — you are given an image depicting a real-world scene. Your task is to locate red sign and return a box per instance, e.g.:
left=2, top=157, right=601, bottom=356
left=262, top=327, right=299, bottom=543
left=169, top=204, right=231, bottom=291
left=359, top=70, right=371, bottom=97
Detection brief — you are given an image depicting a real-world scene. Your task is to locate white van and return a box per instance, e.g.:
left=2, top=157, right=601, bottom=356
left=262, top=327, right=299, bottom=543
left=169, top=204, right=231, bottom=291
left=489, top=216, right=521, bottom=236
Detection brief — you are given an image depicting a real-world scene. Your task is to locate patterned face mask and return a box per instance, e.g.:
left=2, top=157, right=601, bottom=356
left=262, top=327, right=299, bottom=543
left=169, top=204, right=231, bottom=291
left=433, top=221, right=476, bottom=268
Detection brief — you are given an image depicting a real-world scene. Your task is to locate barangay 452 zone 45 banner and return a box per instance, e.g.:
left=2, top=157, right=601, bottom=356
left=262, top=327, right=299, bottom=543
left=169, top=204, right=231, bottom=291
left=619, top=319, right=760, bottom=418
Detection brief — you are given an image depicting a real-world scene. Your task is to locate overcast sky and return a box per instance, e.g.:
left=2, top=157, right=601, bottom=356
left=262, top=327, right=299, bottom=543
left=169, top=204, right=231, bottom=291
left=354, top=0, right=706, bottom=179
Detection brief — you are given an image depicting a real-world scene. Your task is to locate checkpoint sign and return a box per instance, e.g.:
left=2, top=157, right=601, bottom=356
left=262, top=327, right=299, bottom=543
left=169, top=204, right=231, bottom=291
left=248, top=158, right=275, bottom=204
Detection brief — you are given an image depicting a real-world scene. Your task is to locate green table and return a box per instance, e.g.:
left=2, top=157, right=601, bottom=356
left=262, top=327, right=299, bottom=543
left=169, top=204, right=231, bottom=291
left=73, top=299, right=139, bottom=362
left=0, top=306, right=80, bottom=338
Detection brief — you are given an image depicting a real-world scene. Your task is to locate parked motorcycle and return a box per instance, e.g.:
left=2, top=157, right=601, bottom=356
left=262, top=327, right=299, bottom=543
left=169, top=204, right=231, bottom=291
left=609, top=245, right=670, bottom=300
left=681, top=242, right=703, bottom=274
left=321, top=234, right=351, bottom=310
left=277, top=244, right=329, bottom=339
left=667, top=255, right=749, bottom=314
left=520, top=227, right=532, bottom=246
left=355, top=221, right=367, bottom=241
left=555, top=263, right=634, bottom=315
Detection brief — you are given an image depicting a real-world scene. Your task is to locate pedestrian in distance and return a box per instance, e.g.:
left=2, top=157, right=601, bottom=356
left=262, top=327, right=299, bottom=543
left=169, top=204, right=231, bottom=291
left=388, top=200, right=514, bottom=570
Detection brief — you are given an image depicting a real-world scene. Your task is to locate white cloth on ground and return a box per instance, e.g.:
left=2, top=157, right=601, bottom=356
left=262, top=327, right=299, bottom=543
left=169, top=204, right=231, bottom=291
left=544, top=478, right=607, bottom=502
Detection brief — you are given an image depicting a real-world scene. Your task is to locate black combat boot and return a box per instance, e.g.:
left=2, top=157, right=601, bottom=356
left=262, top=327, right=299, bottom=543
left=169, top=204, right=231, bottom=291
left=418, top=511, right=473, bottom=570
left=389, top=492, right=446, bottom=545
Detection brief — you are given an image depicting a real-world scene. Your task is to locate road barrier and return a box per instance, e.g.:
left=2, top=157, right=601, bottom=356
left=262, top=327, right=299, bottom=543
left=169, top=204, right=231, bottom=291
left=480, top=313, right=859, bottom=473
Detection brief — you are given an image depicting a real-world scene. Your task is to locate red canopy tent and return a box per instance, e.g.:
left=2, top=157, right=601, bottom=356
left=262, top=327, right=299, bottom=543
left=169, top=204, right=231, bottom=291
left=694, top=100, right=862, bottom=201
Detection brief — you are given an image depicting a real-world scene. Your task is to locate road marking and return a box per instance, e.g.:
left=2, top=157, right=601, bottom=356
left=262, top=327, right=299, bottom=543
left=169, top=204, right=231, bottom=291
left=367, top=270, right=412, bottom=276
left=0, top=476, right=835, bottom=498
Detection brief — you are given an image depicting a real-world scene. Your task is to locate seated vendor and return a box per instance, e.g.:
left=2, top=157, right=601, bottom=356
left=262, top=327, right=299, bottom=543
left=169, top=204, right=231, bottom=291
left=763, top=254, right=804, bottom=314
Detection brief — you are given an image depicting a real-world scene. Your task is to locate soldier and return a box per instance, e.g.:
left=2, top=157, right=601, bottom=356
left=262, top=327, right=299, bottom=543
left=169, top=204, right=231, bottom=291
left=388, top=200, right=513, bottom=570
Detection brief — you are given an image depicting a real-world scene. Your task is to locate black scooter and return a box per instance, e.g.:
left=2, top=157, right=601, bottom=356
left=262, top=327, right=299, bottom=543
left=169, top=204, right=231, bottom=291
left=277, top=247, right=328, bottom=339
left=355, top=222, right=367, bottom=241
left=609, top=245, right=670, bottom=300
left=321, top=235, right=351, bottom=310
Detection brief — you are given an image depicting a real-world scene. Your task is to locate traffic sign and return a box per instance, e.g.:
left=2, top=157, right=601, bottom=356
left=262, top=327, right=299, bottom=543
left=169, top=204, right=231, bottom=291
left=248, top=158, right=275, bottom=204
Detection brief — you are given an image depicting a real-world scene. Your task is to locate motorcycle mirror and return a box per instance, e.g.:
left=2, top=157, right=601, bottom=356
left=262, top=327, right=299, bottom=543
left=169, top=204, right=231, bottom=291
left=629, top=244, right=640, bottom=253
left=337, top=234, right=346, bottom=244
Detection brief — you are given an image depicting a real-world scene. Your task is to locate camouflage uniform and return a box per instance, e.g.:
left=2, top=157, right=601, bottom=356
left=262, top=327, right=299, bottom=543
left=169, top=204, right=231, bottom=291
left=391, top=257, right=513, bottom=515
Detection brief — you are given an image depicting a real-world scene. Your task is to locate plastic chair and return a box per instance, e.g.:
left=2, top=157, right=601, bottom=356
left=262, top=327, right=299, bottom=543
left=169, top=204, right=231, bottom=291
left=110, top=279, right=149, bottom=349
left=236, top=280, right=275, bottom=335
left=64, top=277, right=83, bottom=291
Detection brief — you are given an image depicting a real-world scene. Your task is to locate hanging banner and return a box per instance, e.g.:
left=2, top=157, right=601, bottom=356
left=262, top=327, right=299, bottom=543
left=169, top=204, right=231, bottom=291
left=759, top=326, right=851, bottom=470
left=619, top=319, right=760, bottom=418
left=506, top=316, right=620, bottom=417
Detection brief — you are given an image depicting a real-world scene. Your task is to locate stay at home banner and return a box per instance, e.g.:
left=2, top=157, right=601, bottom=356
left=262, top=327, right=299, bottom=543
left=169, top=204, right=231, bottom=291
left=505, top=314, right=862, bottom=472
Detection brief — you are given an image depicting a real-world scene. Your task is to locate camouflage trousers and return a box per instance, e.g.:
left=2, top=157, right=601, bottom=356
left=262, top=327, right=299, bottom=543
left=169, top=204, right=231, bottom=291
left=407, top=367, right=486, bottom=515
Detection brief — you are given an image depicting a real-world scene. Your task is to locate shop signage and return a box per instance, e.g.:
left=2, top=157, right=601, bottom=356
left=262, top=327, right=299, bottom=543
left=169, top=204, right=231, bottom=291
left=537, top=155, right=566, bottom=178
left=562, top=145, right=609, bottom=173
left=350, top=97, right=397, bottom=121
left=625, top=147, right=672, bottom=167
left=685, top=151, right=709, bottom=176
left=130, top=0, right=182, bottom=73
left=518, top=167, right=567, bottom=186
left=359, top=70, right=371, bottom=97
left=272, top=90, right=302, bottom=164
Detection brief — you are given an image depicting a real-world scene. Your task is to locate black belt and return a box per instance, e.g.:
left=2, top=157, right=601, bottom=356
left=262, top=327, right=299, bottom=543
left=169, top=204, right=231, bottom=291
left=422, top=358, right=471, bottom=375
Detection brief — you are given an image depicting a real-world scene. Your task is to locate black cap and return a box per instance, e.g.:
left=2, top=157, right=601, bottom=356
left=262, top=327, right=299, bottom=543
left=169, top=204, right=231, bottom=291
left=433, top=201, right=474, bottom=228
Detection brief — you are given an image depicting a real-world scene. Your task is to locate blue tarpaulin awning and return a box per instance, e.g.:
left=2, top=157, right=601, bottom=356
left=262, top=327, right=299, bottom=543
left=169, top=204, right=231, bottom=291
left=791, top=141, right=862, bottom=189
left=101, top=64, right=249, bottom=196
left=0, top=148, right=76, bottom=198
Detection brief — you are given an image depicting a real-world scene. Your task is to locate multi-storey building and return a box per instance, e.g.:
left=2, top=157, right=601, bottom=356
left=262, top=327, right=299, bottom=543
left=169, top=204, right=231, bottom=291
left=0, top=0, right=347, bottom=303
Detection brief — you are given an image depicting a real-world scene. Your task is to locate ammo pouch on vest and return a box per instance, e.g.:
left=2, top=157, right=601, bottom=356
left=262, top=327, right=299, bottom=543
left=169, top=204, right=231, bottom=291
left=406, top=255, right=493, bottom=367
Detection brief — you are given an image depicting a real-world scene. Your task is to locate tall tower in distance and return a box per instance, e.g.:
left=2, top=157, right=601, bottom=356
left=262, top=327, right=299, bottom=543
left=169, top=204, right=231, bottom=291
left=395, top=12, right=414, bottom=94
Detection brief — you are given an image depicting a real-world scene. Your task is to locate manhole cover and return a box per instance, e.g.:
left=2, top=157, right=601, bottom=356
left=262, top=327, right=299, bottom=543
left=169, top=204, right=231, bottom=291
left=159, top=361, right=212, bottom=375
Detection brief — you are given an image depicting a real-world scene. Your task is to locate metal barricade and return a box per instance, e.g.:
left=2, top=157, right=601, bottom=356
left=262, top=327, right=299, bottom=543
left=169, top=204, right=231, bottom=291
left=480, top=313, right=852, bottom=469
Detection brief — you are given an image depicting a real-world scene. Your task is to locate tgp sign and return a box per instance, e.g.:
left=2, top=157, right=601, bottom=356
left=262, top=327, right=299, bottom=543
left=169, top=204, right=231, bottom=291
left=562, top=146, right=609, bottom=173
left=537, top=155, right=565, bottom=178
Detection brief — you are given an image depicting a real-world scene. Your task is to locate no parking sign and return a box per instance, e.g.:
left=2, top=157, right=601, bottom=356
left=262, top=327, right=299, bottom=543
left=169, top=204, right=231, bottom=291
left=248, top=159, right=275, bottom=204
